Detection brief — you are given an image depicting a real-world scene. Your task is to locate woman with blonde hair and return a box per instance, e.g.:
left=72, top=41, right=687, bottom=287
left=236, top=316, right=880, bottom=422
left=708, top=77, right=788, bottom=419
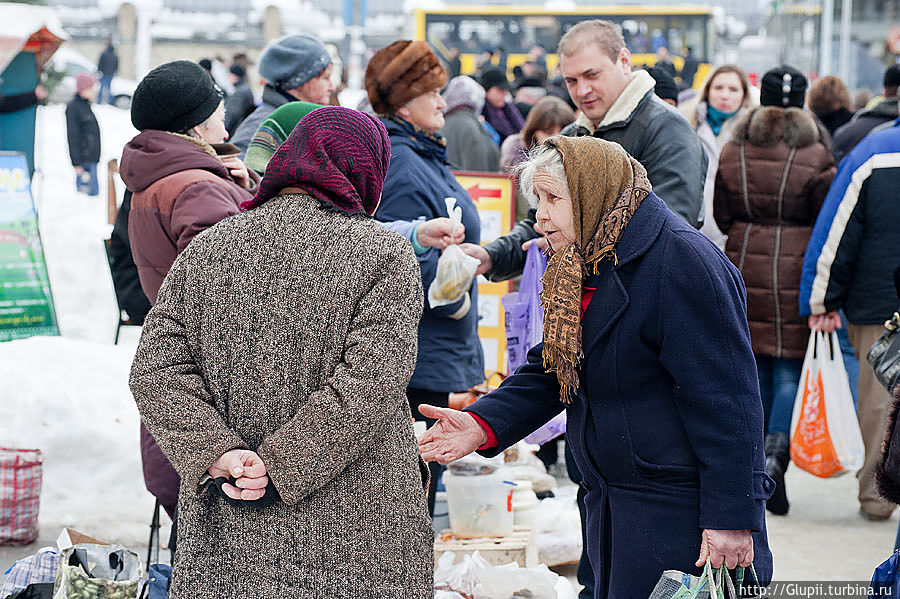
left=680, top=63, right=754, bottom=248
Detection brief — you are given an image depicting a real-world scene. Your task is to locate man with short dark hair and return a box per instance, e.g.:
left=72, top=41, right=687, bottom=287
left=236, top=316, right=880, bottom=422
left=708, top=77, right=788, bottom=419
left=463, top=19, right=706, bottom=282
left=833, top=64, right=900, bottom=163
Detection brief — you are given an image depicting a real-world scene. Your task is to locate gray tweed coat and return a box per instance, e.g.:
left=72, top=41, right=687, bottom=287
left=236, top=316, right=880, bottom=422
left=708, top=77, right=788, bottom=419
left=130, top=194, right=433, bottom=599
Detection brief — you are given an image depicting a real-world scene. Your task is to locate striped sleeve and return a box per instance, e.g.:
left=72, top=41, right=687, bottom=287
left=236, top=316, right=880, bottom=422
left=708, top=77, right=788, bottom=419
left=800, top=124, right=900, bottom=316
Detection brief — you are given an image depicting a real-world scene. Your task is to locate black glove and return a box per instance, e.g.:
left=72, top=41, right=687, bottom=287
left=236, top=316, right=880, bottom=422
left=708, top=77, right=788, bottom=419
left=207, top=476, right=281, bottom=509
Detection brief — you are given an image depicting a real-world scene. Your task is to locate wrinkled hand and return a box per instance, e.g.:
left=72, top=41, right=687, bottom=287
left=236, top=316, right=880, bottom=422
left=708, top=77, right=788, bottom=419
left=34, top=84, right=48, bottom=101
left=74, top=166, right=84, bottom=176
left=221, top=156, right=251, bottom=190
left=417, top=217, right=465, bottom=249
left=808, top=311, right=842, bottom=333
left=521, top=237, right=549, bottom=252
left=696, top=529, right=754, bottom=570
left=417, top=404, right=487, bottom=464
left=208, top=449, right=269, bottom=501
left=460, top=243, right=492, bottom=277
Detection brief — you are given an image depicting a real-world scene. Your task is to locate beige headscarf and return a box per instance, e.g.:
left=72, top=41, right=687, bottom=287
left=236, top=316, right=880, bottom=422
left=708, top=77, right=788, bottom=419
left=540, top=137, right=652, bottom=403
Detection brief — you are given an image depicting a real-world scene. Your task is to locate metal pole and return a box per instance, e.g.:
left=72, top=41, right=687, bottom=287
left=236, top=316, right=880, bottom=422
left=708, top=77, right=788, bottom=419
left=820, top=0, right=834, bottom=76
left=838, top=0, right=853, bottom=84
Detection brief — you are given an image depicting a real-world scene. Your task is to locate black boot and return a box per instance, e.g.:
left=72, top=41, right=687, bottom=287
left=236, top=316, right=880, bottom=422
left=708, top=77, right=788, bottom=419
left=765, top=432, right=790, bottom=515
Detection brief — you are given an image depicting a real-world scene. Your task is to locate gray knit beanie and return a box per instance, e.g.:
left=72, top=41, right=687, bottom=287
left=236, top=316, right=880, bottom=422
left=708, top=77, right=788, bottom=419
left=259, top=34, right=332, bottom=90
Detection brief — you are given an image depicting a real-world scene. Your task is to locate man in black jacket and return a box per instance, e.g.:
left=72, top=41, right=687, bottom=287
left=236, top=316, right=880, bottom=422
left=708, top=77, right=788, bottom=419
left=833, top=65, right=900, bottom=164
left=97, top=39, right=118, bottom=105
left=463, top=19, right=707, bottom=281
left=65, top=73, right=100, bottom=195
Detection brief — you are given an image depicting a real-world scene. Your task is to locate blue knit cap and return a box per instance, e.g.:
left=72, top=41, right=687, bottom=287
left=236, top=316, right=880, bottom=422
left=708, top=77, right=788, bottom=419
left=259, top=34, right=332, bottom=90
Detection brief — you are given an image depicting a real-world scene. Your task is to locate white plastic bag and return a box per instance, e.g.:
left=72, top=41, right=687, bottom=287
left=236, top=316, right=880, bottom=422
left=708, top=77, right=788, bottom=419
left=789, top=330, right=865, bottom=478
left=472, top=562, right=559, bottom=599
left=428, top=197, right=480, bottom=309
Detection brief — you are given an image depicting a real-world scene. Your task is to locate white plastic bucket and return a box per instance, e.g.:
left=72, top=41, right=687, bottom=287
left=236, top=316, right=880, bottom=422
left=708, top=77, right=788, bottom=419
left=443, top=468, right=514, bottom=538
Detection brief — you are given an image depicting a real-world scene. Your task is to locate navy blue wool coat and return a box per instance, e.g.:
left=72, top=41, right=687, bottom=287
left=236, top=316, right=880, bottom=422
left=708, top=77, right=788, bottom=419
left=376, top=117, right=485, bottom=393
left=467, top=194, right=774, bottom=599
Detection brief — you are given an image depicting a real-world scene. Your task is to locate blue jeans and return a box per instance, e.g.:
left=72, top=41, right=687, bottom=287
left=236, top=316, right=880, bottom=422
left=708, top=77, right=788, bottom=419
left=99, top=75, right=114, bottom=105
left=76, top=163, right=98, bottom=196
left=756, top=355, right=804, bottom=435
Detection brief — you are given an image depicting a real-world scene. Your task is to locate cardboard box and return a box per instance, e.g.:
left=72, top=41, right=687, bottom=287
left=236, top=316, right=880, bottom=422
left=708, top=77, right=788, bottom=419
left=434, top=526, right=538, bottom=568
left=56, top=528, right=109, bottom=550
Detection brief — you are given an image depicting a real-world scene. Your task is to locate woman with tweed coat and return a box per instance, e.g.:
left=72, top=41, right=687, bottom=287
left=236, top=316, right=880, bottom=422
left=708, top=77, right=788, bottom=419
left=129, top=107, right=433, bottom=599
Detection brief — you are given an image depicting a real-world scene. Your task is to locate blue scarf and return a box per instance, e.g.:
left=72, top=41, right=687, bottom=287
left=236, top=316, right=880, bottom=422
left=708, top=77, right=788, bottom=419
left=705, top=104, right=739, bottom=136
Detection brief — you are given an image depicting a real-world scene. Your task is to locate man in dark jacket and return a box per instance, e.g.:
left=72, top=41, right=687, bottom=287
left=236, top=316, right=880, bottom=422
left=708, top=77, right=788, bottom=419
left=463, top=19, right=707, bottom=281
left=65, top=73, right=100, bottom=196
left=800, top=121, right=900, bottom=521
left=230, top=34, right=334, bottom=155
left=832, top=65, right=900, bottom=164
left=223, top=64, right=256, bottom=137
left=97, top=39, right=118, bottom=105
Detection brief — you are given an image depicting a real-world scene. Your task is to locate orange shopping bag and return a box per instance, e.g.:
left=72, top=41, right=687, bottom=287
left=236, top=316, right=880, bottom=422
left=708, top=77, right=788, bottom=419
left=789, top=331, right=864, bottom=478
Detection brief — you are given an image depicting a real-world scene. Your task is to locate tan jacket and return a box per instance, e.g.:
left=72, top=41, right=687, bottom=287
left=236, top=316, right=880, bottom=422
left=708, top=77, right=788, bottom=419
left=130, top=194, right=432, bottom=599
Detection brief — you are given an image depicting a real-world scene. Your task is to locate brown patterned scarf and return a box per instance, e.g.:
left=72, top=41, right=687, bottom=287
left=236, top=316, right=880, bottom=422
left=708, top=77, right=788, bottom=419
left=540, top=137, right=652, bottom=403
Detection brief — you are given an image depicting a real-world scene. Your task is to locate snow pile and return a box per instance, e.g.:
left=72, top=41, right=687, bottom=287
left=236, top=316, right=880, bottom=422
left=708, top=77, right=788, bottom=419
left=0, top=336, right=152, bottom=546
left=0, top=103, right=154, bottom=545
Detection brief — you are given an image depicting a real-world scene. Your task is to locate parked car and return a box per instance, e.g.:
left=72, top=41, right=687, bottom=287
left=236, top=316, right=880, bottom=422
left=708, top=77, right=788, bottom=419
left=47, top=46, right=136, bottom=109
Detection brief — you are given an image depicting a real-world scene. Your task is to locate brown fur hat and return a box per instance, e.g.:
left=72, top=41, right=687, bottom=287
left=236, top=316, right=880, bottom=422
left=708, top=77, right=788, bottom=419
left=365, top=41, right=447, bottom=115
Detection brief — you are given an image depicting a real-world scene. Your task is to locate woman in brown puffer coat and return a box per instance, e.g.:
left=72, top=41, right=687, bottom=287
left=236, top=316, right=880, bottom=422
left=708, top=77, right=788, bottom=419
left=715, top=66, right=835, bottom=517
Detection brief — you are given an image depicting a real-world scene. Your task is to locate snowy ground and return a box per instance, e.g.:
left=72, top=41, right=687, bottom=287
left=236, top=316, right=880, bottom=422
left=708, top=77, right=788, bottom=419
left=2, top=103, right=155, bottom=549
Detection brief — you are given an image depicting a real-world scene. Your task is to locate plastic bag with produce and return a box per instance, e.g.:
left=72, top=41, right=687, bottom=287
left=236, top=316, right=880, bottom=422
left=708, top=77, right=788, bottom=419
left=428, top=197, right=480, bottom=310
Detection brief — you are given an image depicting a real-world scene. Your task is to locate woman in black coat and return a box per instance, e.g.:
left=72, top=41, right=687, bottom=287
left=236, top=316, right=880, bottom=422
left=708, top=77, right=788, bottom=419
left=419, top=136, right=774, bottom=599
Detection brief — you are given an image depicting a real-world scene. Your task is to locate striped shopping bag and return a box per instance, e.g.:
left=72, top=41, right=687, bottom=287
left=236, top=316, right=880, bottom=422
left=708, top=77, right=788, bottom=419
left=0, top=448, right=43, bottom=545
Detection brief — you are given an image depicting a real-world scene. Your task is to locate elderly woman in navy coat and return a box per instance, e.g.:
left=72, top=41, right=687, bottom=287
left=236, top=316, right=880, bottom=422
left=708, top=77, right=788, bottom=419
left=419, top=136, right=774, bottom=599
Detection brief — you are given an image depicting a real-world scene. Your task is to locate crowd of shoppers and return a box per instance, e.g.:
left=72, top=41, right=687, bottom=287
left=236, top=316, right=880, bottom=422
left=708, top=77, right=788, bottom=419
left=100, top=19, right=900, bottom=599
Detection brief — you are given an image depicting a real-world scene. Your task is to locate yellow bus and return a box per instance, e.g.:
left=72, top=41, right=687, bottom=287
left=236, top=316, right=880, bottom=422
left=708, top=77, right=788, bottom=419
left=414, top=6, right=715, bottom=89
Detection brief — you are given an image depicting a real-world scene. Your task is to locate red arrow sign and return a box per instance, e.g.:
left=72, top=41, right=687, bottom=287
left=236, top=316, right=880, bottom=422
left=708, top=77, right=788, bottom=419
left=466, top=183, right=502, bottom=202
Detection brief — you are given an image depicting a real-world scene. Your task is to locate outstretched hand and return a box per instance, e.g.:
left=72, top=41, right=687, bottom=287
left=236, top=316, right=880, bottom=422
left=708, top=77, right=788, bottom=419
left=417, top=404, right=487, bottom=464
left=208, top=449, right=269, bottom=501
left=417, top=217, right=466, bottom=249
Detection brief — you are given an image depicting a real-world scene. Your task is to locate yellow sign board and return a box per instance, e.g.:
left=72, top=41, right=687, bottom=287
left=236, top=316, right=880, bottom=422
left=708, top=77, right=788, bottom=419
left=454, top=171, right=516, bottom=378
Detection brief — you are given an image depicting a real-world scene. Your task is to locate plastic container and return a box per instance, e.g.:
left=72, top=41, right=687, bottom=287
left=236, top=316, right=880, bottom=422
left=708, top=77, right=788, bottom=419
left=443, top=464, right=514, bottom=538
left=511, top=479, right=539, bottom=529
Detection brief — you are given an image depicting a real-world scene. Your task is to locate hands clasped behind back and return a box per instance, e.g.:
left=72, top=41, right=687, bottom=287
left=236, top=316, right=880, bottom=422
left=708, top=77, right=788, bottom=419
left=208, top=449, right=270, bottom=501
left=417, top=404, right=486, bottom=464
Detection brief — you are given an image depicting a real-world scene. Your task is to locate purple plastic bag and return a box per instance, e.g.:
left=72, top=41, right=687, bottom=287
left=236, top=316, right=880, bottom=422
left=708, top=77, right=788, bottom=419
left=501, top=242, right=547, bottom=373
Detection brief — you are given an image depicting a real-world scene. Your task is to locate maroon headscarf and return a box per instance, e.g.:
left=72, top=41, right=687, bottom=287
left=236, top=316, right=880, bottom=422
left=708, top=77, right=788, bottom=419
left=240, top=106, right=391, bottom=216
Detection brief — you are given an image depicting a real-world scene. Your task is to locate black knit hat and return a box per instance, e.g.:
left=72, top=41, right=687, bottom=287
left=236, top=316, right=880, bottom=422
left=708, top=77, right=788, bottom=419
left=760, top=65, right=807, bottom=108
left=131, top=60, right=224, bottom=132
left=481, top=68, right=510, bottom=91
left=645, top=66, right=678, bottom=103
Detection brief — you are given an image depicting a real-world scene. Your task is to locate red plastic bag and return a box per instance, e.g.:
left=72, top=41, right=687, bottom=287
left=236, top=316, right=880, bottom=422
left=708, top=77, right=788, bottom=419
left=0, top=447, right=43, bottom=545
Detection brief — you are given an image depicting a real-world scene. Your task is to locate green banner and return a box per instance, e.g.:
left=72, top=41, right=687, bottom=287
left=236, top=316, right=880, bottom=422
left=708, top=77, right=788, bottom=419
left=0, top=152, right=59, bottom=341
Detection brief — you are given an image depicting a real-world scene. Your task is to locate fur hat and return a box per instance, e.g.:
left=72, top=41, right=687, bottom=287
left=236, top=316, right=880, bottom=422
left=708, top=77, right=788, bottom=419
left=365, top=41, right=447, bottom=115
left=131, top=60, right=223, bottom=132
left=760, top=65, right=807, bottom=108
